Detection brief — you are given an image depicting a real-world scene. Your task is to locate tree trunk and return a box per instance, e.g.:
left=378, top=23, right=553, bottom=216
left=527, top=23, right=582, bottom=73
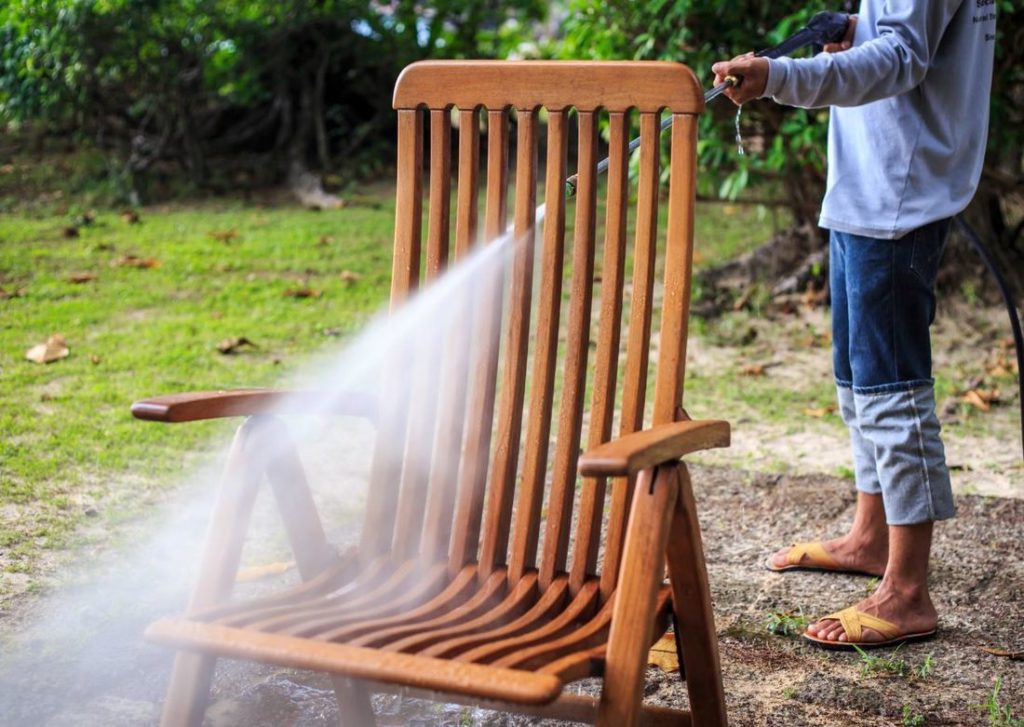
left=286, top=75, right=343, bottom=209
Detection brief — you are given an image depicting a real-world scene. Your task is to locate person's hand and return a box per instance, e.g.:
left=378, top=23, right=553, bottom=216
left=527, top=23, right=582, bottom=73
left=711, top=53, right=769, bottom=106
left=823, top=15, right=857, bottom=53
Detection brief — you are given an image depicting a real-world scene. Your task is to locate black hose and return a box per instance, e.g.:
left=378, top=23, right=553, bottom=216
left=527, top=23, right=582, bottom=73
left=953, top=214, right=1024, bottom=462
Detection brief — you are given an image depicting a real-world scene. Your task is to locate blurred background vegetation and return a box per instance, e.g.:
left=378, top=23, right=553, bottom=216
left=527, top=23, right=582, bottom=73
left=1, top=0, right=1021, bottom=288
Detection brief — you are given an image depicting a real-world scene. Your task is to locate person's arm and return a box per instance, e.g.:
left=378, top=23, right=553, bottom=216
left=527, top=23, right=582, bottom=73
left=712, top=1, right=963, bottom=108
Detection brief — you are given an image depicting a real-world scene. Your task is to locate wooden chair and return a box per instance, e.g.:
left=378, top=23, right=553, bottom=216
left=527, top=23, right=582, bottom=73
left=134, top=60, right=730, bottom=726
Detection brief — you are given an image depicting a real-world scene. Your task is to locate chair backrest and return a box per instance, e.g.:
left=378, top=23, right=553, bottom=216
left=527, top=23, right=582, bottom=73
left=359, top=61, right=704, bottom=604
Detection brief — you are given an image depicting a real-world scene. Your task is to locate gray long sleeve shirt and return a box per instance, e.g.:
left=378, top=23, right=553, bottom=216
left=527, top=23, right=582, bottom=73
left=764, top=0, right=996, bottom=239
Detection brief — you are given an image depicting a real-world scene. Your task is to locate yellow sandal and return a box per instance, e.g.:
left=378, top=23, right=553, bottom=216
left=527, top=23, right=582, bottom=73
left=764, top=541, right=883, bottom=577
left=802, top=606, right=937, bottom=651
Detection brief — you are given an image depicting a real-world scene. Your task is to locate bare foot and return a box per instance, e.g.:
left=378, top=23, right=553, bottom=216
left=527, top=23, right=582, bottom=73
left=805, top=582, right=938, bottom=644
left=769, top=533, right=888, bottom=576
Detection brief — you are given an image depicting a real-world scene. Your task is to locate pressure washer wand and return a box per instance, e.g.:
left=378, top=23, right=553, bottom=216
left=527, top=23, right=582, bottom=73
left=564, top=11, right=851, bottom=199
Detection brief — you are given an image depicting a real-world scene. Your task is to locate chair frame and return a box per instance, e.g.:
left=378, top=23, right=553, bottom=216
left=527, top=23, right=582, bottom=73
left=133, top=60, right=730, bottom=727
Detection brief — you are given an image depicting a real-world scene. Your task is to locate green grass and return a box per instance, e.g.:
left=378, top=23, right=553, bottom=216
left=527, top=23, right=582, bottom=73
left=0, top=161, right=787, bottom=592
left=853, top=644, right=935, bottom=682
left=765, top=608, right=809, bottom=636
left=0, top=199, right=395, bottom=574
left=981, top=676, right=1024, bottom=727
left=0, top=138, right=796, bottom=593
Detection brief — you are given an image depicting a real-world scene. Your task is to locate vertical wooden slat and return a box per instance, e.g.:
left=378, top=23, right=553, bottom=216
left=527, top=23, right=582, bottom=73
left=453, top=107, right=480, bottom=259
left=508, top=110, right=568, bottom=585
left=598, top=111, right=660, bottom=600
left=425, top=107, right=452, bottom=278
left=569, top=111, right=629, bottom=594
left=448, top=107, right=510, bottom=574
left=388, top=108, right=424, bottom=307
left=478, top=108, right=538, bottom=578
left=391, top=108, right=454, bottom=559
left=360, top=108, right=423, bottom=560
left=653, top=114, right=698, bottom=424
left=420, top=107, right=480, bottom=561
left=538, top=110, right=598, bottom=590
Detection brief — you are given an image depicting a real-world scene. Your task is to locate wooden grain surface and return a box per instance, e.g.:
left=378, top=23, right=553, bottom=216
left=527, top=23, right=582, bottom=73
left=146, top=60, right=726, bottom=726
left=393, top=61, right=704, bottom=114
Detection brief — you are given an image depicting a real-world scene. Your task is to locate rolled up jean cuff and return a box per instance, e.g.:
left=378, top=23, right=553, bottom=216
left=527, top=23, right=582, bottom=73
left=854, top=385, right=955, bottom=525
left=836, top=385, right=882, bottom=495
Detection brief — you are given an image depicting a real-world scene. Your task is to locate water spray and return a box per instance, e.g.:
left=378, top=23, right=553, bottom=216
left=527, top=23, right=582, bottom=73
left=563, top=10, right=1024, bottom=460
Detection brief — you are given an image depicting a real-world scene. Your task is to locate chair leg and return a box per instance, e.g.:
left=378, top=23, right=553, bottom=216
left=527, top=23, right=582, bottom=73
left=159, top=654, right=218, bottom=727
left=159, top=417, right=273, bottom=726
left=597, top=466, right=679, bottom=727
left=262, top=418, right=338, bottom=579
left=665, top=463, right=727, bottom=727
left=331, top=676, right=377, bottom=727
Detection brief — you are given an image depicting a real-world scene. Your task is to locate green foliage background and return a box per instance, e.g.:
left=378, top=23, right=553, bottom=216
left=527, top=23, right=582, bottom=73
left=557, top=0, right=1021, bottom=231
left=1, top=0, right=1020, bottom=249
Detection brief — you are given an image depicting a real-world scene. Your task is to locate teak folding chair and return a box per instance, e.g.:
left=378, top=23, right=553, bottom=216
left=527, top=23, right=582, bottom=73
left=134, top=60, right=731, bottom=726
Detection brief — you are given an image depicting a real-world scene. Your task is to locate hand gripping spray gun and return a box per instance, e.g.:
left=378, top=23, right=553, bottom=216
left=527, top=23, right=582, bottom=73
left=563, top=11, right=852, bottom=197
left=563, top=11, right=1024, bottom=461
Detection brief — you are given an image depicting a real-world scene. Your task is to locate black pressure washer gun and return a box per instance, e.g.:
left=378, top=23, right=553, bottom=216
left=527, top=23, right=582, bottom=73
left=564, top=10, right=1024, bottom=461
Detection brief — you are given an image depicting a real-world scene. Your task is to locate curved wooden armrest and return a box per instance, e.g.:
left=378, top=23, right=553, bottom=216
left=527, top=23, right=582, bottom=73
left=578, top=419, right=730, bottom=478
left=131, top=389, right=377, bottom=423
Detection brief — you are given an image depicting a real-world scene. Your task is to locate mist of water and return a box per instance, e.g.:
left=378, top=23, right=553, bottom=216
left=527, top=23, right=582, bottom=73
left=0, top=204, right=545, bottom=726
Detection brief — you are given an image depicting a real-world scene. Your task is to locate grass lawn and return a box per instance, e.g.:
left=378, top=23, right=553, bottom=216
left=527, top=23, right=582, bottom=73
left=0, top=197, right=395, bottom=582
left=4, top=160, right=1017, bottom=605
left=0, top=176, right=791, bottom=596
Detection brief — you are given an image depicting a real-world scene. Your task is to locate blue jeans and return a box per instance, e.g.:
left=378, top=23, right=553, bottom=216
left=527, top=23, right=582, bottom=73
left=830, top=220, right=955, bottom=525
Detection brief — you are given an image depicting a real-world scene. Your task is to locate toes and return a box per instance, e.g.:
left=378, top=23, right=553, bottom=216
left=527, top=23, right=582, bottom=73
left=771, top=547, right=791, bottom=568
left=809, top=619, right=842, bottom=641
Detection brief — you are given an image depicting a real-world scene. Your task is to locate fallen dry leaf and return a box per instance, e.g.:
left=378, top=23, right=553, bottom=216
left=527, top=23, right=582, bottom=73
left=0, top=163, right=14, bottom=174
left=318, top=235, right=335, bottom=246
left=283, top=287, right=322, bottom=299
left=801, top=284, right=828, bottom=309
left=236, top=560, right=295, bottom=583
left=740, top=361, right=780, bottom=378
left=217, top=336, right=257, bottom=354
left=963, top=389, right=1000, bottom=412
left=340, top=270, right=362, bottom=284
left=981, top=646, right=1024, bottom=660
left=733, top=286, right=755, bottom=312
left=26, top=334, right=70, bottom=364
left=208, top=229, right=239, bottom=243
left=66, top=272, right=97, bottom=284
left=647, top=634, right=679, bottom=673
left=802, top=405, right=837, bottom=418
left=985, top=354, right=1018, bottom=378
left=0, top=287, right=26, bottom=300
left=115, top=255, right=161, bottom=269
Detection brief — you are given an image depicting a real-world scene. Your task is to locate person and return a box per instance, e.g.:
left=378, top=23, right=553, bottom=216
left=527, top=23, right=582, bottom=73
left=711, top=1, right=996, bottom=649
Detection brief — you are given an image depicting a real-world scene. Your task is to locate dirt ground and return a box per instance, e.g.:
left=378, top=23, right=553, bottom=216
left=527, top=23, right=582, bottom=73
left=1, top=464, right=1021, bottom=727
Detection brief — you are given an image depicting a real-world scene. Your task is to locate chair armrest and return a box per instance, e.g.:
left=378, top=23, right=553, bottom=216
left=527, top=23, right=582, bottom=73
left=131, top=389, right=376, bottom=423
left=578, top=419, right=730, bottom=478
